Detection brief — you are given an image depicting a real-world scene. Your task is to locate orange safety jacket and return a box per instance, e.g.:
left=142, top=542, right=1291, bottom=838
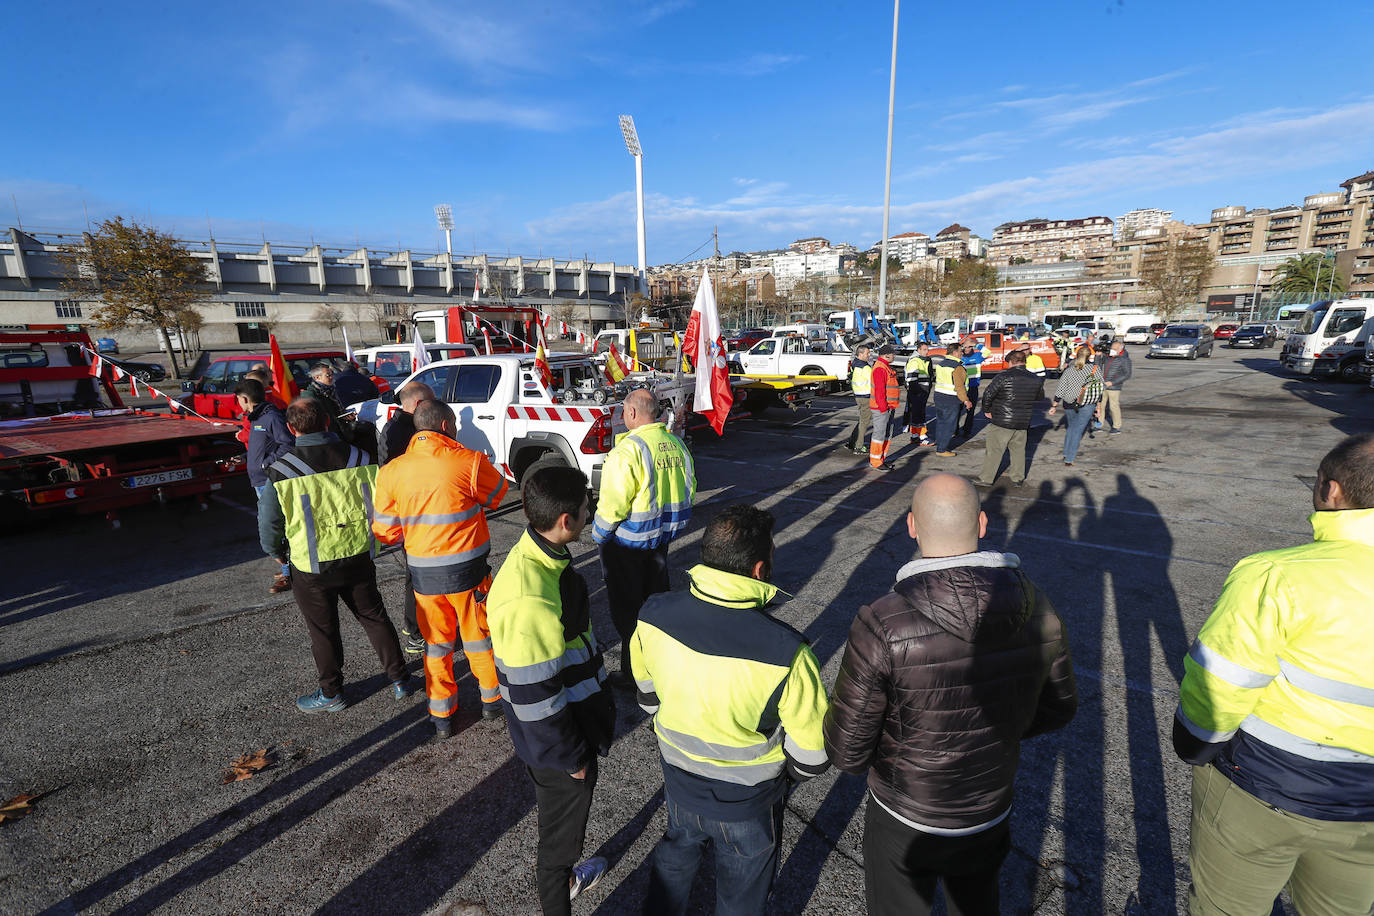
left=372, top=430, right=509, bottom=595
left=869, top=358, right=901, bottom=412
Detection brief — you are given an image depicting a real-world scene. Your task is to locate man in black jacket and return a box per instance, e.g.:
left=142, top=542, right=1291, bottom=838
left=824, top=473, right=1076, bottom=916
left=376, top=380, right=435, bottom=657
left=1100, top=338, right=1132, bottom=434
left=235, top=379, right=296, bottom=593
left=975, top=349, right=1044, bottom=487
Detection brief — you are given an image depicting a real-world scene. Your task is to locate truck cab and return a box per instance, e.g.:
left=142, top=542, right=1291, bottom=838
left=1281, top=300, right=1373, bottom=381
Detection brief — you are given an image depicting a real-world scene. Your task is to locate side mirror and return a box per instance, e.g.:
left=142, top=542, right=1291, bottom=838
left=181, top=381, right=195, bottom=392
left=380, top=391, right=396, bottom=405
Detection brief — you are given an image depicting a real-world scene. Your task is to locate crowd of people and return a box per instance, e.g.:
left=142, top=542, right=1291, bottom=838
left=844, top=335, right=1134, bottom=480
left=230, top=352, right=1374, bottom=916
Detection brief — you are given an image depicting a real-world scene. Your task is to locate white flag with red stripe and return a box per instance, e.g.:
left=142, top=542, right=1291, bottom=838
left=686, top=266, right=731, bottom=435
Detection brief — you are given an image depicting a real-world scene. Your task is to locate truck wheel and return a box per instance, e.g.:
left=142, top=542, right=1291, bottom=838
left=1339, top=360, right=1364, bottom=383
left=519, top=453, right=569, bottom=490
left=801, top=367, right=831, bottom=395
left=593, top=389, right=608, bottom=405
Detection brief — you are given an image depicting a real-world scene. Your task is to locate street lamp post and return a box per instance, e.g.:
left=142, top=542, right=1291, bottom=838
left=877, top=0, right=900, bottom=314
left=619, top=115, right=648, bottom=297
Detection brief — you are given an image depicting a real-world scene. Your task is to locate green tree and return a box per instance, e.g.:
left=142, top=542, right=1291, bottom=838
left=1270, top=252, right=1346, bottom=300
left=857, top=251, right=903, bottom=275
left=58, top=217, right=209, bottom=377
left=946, top=259, right=999, bottom=314
left=1138, top=237, right=1216, bottom=320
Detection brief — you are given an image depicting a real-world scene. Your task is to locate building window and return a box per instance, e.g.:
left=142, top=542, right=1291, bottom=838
left=234, top=302, right=267, bottom=318
left=56, top=301, right=83, bottom=318
left=383, top=303, right=402, bottom=317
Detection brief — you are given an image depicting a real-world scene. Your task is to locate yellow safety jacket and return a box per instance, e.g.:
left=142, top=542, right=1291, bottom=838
left=1176, top=507, right=1374, bottom=818
left=592, top=422, right=696, bottom=550
left=932, top=355, right=964, bottom=398
left=850, top=361, right=873, bottom=396
left=266, top=439, right=377, bottom=575
left=632, top=564, right=831, bottom=816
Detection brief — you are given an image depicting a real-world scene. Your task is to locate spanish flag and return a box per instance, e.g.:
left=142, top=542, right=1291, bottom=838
left=604, top=342, right=629, bottom=384
left=534, top=339, right=554, bottom=394
left=268, top=334, right=300, bottom=404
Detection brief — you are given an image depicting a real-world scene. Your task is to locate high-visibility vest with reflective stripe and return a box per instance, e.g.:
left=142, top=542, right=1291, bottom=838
left=632, top=564, right=831, bottom=788
left=850, top=362, right=873, bottom=396
left=592, top=422, right=696, bottom=550
left=1177, top=508, right=1374, bottom=767
left=488, top=529, right=608, bottom=772
left=932, top=355, right=962, bottom=397
left=908, top=354, right=932, bottom=381
left=372, top=430, right=508, bottom=594
left=963, top=346, right=988, bottom=379
left=270, top=447, right=377, bottom=574
left=869, top=359, right=901, bottom=411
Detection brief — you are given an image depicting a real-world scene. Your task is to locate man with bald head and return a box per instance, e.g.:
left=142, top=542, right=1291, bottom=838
left=825, top=473, right=1077, bottom=916
left=592, top=387, right=696, bottom=688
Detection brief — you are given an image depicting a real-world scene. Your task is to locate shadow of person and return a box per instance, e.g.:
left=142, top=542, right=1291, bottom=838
left=1076, top=472, right=1188, bottom=911
left=453, top=405, right=496, bottom=458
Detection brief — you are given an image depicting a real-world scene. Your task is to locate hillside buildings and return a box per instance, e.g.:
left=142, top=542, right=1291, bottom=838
left=988, top=216, right=1114, bottom=265
left=1116, top=208, right=1174, bottom=239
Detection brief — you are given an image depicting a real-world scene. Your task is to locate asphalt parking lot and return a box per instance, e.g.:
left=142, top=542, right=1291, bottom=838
left=3, top=345, right=1372, bottom=915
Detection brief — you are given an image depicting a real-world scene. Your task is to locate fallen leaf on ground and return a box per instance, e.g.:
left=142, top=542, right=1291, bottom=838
left=0, top=793, right=38, bottom=824
left=221, top=748, right=276, bottom=784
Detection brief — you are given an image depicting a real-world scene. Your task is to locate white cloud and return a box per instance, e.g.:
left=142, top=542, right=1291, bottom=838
left=638, top=0, right=692, bottom=24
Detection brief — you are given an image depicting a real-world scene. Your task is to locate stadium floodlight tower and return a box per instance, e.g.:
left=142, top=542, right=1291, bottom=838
left=434, top=204, right=454, bottom=255
left=619, top=114, right=647, bottom=295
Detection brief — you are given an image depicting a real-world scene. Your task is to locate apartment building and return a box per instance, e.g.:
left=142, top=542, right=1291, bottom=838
left=771, top=250, right=844, bottom=287
left=789, top=236, right=831, bottom=254
left=933, top=223, right=972, bottom=260
left=988, top=216, right=1114, bottom=265
left=1117, top=208, right=1174, bottom=239
left=873, top=231, right=931, bottom=264
left=1197, top=173, right=1374, bottom=259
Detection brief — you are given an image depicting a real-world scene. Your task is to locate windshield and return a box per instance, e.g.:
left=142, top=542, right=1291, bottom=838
left=1239, top=324, right=1266, bottom=333
left=1296, top=307, right=1328, bottom=335
left=1163, top=326, right=1198, bottom=338
left=1127, top=326, right=1147, bottom=334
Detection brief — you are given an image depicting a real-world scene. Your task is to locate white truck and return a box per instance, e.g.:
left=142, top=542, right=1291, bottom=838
left=355, top=353, right=694, bottom=491
left=1280, top=299, right=1373, bottom=381
left=735, top=333, right=856, bottom=392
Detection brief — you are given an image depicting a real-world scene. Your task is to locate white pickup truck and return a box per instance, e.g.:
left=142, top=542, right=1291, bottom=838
left=735, top=334, right=855, bottom=392
left=354, top=353, right=692, bottom=490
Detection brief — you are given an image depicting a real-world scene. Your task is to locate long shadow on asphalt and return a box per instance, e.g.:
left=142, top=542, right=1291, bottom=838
left=39, top=703, right=436, bottom=916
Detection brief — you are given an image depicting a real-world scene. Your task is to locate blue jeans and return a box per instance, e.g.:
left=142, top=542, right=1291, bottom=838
left=645, top=794, right=783, bottom=916
left=933, top=395, right=963, bottom=452
left=1062, top=404, right=1094, bottom=463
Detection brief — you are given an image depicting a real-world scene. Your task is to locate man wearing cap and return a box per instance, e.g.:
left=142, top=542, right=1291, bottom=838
left=868, top=344, right=901, bottom=471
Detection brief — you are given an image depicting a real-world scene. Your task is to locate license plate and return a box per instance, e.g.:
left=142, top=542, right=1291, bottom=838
left=125, top=468, right=195, bottom=488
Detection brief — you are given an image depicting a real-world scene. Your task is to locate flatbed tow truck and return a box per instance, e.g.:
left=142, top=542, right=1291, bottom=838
left=0, top=328, right=245, bottom=525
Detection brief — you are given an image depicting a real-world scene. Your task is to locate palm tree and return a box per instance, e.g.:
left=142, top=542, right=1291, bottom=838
left=1271, top=252, right=1347, bottom=299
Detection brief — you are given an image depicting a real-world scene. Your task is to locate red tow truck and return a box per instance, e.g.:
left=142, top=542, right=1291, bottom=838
left=0, top=327, right=245, bottom=524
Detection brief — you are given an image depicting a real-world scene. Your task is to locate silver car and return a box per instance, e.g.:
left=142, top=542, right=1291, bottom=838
left=1147, top=323, right=1214, bottom=360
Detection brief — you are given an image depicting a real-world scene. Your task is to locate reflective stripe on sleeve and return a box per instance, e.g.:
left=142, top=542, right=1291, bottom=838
left=480, top=477, right=507, bottom=509
left=1240, top=715, right=1374, bottom=764
left=656, top=721, right=782, bottom=762
left=495, top=644, right=593, bottom=685
left=498, top=684, right=567, bottom=721
left=1188, top=641, right=1275, bottom=689
left=1279, top=660, right=1374, bottom=708
left=1174, top=705, right=1237, bottom=744
left=372, top=513, right=401, bottom=526
left=784, top=734, right=830, bottom=769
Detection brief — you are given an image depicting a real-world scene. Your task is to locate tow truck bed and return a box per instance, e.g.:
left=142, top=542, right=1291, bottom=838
left=0, top=410, right=237, bottom=459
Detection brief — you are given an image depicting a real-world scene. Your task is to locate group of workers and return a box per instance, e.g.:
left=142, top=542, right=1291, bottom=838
left=230, top=346, right=1374, bottom=916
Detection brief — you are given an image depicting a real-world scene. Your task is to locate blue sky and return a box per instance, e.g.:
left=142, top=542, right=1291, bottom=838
left=3, top=0, right=1371, bottom=265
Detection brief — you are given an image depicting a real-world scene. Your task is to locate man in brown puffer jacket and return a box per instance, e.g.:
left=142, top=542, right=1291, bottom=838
left=823, top=472, right=1077, bottom=916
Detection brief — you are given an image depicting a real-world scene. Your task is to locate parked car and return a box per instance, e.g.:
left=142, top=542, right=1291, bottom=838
left=180, top=350, right=391, bottom=419
left=727, top=328, right=772, bottom=351
left=1228, top=323, right=1277, bottom=349
left=1213, top=323, right=1241, bottom=339
left=1147, top=323, right=1215, bottom=360
left=1150, top=322, right=1168, bottom=338
left=1122, top=325, right=1154, bottom=345
left=107, top=356, right=167, bottom=383
left=355, top=343, right=477, bottom=389
left=95, top=337, right=119, bottom=355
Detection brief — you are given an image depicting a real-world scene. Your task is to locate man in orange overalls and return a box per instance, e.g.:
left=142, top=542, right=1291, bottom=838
left=373, top=398, right=509, bottom=739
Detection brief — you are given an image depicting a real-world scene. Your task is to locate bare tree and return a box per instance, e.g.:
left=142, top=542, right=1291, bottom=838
left=57, top=217, right=209, bottom=377
left=1139, top=237, right=1216, bottom=320
left=313, top=304, right=345, bottom=343
left=945, top=259, right=999, bottom=315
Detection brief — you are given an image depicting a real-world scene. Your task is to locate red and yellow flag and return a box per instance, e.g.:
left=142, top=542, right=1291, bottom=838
left=268, top=334, right=300, bottom=404
left=534, top=339, right=554, bottom=393
left=604, top=342, right=629, bottom=384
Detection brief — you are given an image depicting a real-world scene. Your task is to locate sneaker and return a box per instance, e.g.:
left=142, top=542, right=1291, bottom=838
left=296, top=689, right=346, bottom=713
left=481, top=702, right=503, bottom=721
left=935, top=450, right=957, bottom=458
left=1108, top=428, right=1122, bottom=435
left=1092, top=420, right=1103, bottom=431
left=391, top=678, right=412, bottom=701
left=568, top=856, right=609, bottom=902
left=870, top=463, right=894, bottom=472
left=269, top=574, right=292, bottom=594
left=852, top=446, right=869, bottom=456
left=919, top=438, right=934, bottom=447
left=400, top=629, right=426, bottom=658
left=973, top=478, right=994, bottom=487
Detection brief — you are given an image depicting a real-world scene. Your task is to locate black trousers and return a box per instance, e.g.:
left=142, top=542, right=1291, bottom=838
left=401, top=558, right=418, bottom=635
left=863, top=798, right=1010, bottom=916
left=529, top=759, right=599, bottom=916
left=291, top=564, right=406, bottom=696
left=903, top=380, right=930, bottom=431
left=600, top=540, right=670, bottom=662
left=960, top=379, right=981, bottom=437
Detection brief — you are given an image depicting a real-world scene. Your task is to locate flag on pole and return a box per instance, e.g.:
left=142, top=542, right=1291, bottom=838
left=268, top=334, right=300, bottom=404
left=604, top=342, right=629, bottom=384
left=472, top=273, right=480, bottom=302
left=686, top=266, right=732, bottom=435
left=411, top=326, right=431, bottom=372
left=342, top=326, right=355, bottom=364
left=89, top=354, right=103, bottom=379
left=533, top=339, right=554, bottom=393
left=482, top=327, right=493, bottom=355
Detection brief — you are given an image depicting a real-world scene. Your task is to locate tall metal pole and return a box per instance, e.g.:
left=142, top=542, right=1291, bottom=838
left=877, top=0, right=899, bottom=314
left=634, top=153, right=647, bottom=293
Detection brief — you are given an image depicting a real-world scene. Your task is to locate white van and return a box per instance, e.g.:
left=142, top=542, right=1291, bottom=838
left=1281, top=300, right=1373, bottom=381
left=971, top=313, right=1031, bottom=334
left=934, top=318, right=969, bottom=344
